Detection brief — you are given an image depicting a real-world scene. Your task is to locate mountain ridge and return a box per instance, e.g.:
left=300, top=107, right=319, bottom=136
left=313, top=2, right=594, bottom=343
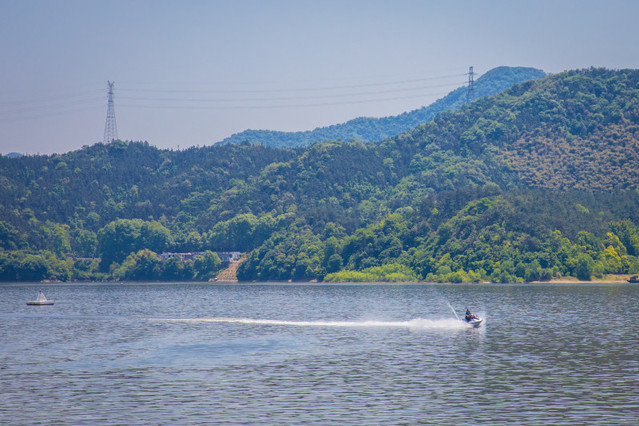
left=218, top=66, right=546, bottom=148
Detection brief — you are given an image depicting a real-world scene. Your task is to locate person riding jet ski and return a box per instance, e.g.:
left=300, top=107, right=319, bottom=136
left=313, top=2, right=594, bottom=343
left=462, top=307, right=483, bottom=327
left=465, top=308, right=475, bottom=321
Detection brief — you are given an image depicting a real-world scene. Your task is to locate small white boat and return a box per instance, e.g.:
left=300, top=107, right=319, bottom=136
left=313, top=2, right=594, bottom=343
left=26, top=290, right=55, bottom=306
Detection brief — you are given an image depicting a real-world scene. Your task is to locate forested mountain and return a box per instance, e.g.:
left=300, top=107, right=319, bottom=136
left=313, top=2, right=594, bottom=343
left=1, top=67, right=639, bottom=283
left=218, top=66, right=546, bottom=148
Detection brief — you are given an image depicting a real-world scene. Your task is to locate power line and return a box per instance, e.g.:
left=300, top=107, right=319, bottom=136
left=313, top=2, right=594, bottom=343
left=118, top=73, right=467, bottom=95
left=0, top=91, right=102, bottom=109
left=118, top=88, right=459, bottom=111
left=0, top=104, right=102, bottom=123
left=0, top=97, right=102, bottom=116
left=0, top=70, right=478, bottom=122
left=117, top=82, right=463, bottom=104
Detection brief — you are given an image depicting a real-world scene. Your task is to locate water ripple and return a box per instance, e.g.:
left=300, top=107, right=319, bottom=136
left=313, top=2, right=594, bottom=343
left=1, top=282, right=638, bottom=424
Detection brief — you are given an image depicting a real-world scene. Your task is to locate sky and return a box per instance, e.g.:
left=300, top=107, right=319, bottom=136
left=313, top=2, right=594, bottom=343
left=1, top=0, right=638, bottom=155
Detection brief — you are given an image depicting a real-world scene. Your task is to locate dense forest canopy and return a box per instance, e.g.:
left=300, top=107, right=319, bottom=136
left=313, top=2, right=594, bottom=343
left=2, top=67, right=639, bottom=283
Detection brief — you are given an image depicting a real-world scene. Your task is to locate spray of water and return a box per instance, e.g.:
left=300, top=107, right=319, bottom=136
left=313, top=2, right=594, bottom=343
left=447, top=302, right=460, bottom=321
left=149, top=317, right=467, bottom=330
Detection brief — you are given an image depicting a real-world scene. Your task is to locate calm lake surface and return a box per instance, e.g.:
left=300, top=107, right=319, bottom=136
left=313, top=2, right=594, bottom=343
left=1, top=282, right=638, bottom=424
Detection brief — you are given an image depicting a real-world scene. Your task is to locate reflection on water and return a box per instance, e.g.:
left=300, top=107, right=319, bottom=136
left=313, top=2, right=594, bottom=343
left=1, top=282, right=638, bottom=424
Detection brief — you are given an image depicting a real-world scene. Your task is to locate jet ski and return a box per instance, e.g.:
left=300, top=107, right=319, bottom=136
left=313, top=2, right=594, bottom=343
left=463, top=314, right=483, bottom=327
left=448, top=304, right=483, bottom=327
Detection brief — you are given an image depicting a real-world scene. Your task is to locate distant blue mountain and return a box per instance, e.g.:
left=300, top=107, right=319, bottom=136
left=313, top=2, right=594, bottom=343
left=218, top=66, right=546, bottom=148
left=4, top=152, right=23, bottom=158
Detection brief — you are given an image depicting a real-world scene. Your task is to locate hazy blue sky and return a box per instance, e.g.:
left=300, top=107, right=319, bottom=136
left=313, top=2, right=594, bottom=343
left=1, top=0, right=638, bottom=154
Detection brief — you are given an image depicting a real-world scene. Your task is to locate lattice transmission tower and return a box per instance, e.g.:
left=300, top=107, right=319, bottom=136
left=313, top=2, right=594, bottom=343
left=466, top=66, right=475, bottom=104
left=103, top=81, right=118, bottom=144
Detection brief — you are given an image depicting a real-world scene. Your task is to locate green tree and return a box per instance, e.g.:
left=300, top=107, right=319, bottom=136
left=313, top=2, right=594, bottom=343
left=18, top=254, right=48, bottom=281
left=43, top=222, right=71, bottom=257
left=73, top=229, right=97, bottom=258
left=97, top=219, right=171, bottom=271
left=98, top=219, right=144, bottom=270
left=0, top=221, right=20, bottom=250
left=326, top=253, right=343, bottom=273
left=141, top=221, right=172, bottom=254
left=600, top=245, right=624, bottom=273
left=193, top=250, right=222, bottom=280
left=162, top=255, right=191, bottom=280
left=574, top=253, right=594, bottom=281
left=114, top=249, right=162, bottom=281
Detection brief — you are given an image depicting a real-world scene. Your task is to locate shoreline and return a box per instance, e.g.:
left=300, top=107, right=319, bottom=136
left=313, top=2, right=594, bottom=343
left=527, top=279, right=628, bottom=284
left=534, top=274, right=633, bottom=284
left=2, top=274, right=635, bottom=285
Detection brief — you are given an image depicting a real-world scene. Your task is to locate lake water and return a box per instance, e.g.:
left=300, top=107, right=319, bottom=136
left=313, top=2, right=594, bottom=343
left=1, top=282, right=638, bottom=424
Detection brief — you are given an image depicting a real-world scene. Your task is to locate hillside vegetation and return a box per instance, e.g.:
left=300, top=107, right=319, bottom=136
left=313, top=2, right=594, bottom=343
left=1, top=68, right=639, bottom=283
left=219, top=66, right=545, bottom=148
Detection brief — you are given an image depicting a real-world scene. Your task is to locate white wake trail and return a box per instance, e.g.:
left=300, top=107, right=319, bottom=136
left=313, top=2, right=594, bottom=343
left=149, top=317, right=467, bottom=330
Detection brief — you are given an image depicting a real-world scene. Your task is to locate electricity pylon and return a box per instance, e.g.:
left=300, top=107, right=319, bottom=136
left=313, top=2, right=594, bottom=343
left=103, top=81, right=118, bottom=144
left=466, top=66, right=475, bottom=104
